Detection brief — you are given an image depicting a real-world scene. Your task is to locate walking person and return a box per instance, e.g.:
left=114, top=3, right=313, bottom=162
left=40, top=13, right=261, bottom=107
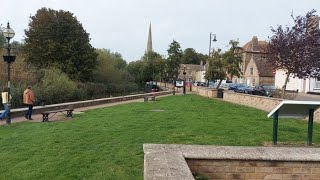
left=23, top=85, right=35, bottom=120
left=0, top=87, right=11, bottom=120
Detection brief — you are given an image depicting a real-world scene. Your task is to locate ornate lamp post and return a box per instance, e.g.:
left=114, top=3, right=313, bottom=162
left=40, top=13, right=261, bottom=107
left=207, top=32, right=217, bottom=87
left=183, top=65, right=186, bottom=95
left=2, top=22, right=16, bottom=125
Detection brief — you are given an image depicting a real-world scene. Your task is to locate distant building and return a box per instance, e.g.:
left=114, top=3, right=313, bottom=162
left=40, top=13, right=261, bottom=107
left=178, top=63, right=205, bottom=82
left=234, top=36, right=274, bottom=86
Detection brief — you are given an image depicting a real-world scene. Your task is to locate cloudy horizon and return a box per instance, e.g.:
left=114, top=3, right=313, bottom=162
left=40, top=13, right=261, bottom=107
left=1, top=0, right=319, bottom=62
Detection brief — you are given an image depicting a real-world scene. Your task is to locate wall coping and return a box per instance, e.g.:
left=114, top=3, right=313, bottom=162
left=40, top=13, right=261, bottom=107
left=143, top=144, right=320, bottom=179
left=224, top=91, right=283, bottom=101
left=11, top=91, right=171, bottom=117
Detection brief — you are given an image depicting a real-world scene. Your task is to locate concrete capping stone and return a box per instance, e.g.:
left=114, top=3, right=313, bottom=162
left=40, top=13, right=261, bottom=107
left=143, top=144, right=320, bottom=179
left=11, top=91, right=171, bottom=117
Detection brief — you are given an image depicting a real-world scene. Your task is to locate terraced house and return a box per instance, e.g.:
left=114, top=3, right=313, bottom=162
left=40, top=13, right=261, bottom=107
left=233, top=36, right=275, bottom=86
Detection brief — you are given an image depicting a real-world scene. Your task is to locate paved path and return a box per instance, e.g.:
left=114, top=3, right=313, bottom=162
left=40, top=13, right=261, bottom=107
left=294, top=93, right=320, bottom=101
left=0, top=98, right=145, bottom=126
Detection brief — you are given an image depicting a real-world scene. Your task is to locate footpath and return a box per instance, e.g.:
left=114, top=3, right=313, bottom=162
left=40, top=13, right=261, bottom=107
left=0, top=98, right=145, bottom=126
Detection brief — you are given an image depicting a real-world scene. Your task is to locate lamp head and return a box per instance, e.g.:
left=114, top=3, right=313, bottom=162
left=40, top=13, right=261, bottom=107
left=212, top=34, right=217, bottom=42
left=2, top=22, right=15, bottom=40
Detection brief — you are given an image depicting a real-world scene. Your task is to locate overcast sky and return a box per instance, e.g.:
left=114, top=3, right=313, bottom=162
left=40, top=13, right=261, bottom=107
left=1, top=0, right=319, bottom=62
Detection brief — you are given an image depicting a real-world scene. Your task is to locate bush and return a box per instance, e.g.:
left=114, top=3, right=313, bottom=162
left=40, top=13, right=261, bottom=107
left=34, top=68, right=77, bottom=104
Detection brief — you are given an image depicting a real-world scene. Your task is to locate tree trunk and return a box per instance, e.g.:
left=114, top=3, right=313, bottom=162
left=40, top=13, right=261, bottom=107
left=216, top=80, right=222, bottom=89
left=282, top=73, right=290, bottom=98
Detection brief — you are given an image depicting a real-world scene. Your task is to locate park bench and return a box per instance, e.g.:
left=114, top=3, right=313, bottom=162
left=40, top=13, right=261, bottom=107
left=144, top=95, right=156, bottom=102
left=41, top=109, right=74, bottom=122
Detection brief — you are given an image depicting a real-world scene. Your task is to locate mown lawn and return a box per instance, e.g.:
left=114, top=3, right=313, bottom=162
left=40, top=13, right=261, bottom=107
left=0, top=94, right=319, bottom=179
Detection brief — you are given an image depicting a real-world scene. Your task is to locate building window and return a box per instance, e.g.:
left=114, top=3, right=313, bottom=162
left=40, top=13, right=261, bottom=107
left=252, top=78, right=255, bottom=86
left=250, top=68, right=253, bottom=75
left=315, top=77, right=320, bottom=89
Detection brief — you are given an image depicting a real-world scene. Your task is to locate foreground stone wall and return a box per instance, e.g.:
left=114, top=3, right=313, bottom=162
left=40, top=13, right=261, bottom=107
left=187, top=159, right=320, bottom=179
left=144, top=144, right=320, bottom=180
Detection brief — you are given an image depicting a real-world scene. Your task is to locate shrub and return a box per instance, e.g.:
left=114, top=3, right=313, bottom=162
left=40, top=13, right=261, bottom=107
left=34, top=68, right=77, bottom=104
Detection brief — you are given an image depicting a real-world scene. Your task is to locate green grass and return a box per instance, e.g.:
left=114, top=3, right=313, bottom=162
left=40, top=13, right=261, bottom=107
left=0, top=94, right=319, bottom=179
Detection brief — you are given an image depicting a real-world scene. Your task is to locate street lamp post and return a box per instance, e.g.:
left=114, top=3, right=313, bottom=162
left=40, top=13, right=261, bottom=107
left=207, top=32, right=217, bottom=86
left=172, top=75, right=176, bottom=95
left=183, top=65, right=186, bottom=95
left=2, top=22, right=16, bottom=125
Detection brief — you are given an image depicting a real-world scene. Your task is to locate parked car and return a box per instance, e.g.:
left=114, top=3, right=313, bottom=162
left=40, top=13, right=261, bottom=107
left=243, top=86, right=254, bottom=94
left=151, top=85, right=160, bottom=92
left=229, top=84, right=244, bottom=91
left=252, top=85, right=276, bottom=97
left=228, top=84, right=238, bottom=90
left=233, top=84, right=247, bottom=93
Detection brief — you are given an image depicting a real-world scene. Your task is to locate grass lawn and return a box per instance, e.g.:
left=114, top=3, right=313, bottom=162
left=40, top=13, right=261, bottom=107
left=0, top=94, right=319, bottom=179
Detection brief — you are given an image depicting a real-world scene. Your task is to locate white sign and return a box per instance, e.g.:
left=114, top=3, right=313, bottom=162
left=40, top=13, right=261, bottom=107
left=175, top=81, right=184, bottom=87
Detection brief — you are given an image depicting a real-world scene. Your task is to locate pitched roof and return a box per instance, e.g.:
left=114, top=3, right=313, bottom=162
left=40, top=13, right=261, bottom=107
left=243, top=37, right=274, bottom=77
left=242, top=36, right=267, bottom=53
left=180, top=64, right=203, bottom=71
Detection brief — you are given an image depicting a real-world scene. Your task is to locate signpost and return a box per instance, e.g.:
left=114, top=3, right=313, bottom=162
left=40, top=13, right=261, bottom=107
left=267, top=100, right=320, bottom=145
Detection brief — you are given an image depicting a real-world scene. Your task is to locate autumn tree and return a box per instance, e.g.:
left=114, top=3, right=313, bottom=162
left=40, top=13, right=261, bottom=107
left=24, top=8, right=97, bottom=82
left=166, top=40, right=183, bottom=81
left=205, top=49, right=225, bottom=89
left=266, top=10, right=320, bottom=96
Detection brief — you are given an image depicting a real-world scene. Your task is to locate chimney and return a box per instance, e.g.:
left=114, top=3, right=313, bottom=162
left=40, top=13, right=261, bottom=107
left=251, top=36, right=258, bottom=51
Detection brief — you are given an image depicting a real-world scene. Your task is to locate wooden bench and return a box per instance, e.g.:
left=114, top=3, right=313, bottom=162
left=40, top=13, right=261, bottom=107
left=41, top=109, right=74, bottom=122
left=144, top=95, right=156, bottom=102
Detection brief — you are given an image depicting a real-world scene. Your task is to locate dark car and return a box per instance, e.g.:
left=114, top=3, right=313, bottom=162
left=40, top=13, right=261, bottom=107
left=145, top=82, right=160, bottom=93
left=244, top=86, right=254, bottom=94
left=252, top=85, right=276, bottom=97
left=228, top=83, right=244, bottom=90
left=151, top=85, right=160, bottom=92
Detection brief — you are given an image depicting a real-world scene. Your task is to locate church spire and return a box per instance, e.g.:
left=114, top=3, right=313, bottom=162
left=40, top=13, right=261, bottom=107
left=146, top=23, right=153, bottom=52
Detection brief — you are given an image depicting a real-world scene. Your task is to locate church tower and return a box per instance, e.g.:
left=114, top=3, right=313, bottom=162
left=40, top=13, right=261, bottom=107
left=146, top=23, right=153, bottom=52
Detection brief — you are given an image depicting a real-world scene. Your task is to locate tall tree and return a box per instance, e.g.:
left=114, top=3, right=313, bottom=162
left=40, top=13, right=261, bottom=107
left=181, top=48, right=200, bottom=64
left=205, top=49, right=225, bottom=89
left=266, top=10, right=320, bottom=96
left=222, top=40, right=242, bottom=80
left=166, top=40, right=183, bottom=81
left=93, top=49, right=131, bottom=85
left=24, top=8, right=97, bottom=82
left=141, top=51, right=163, bottom=82
left=127, top=60, right=145, bottom=85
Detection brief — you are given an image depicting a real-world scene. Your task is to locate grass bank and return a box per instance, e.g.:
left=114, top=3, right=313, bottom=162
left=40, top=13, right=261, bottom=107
left=0, top=94, right=318, bottom=179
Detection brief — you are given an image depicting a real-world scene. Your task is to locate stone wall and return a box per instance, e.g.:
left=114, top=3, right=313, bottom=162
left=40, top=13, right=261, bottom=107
left=223, top=91, right=282, bottom=112
left=11, top=91, right=172, bottom=117
left=144, top=144, right=320, bottom=180
left=187, top=159, right=320, bottom=179
left=156, top=82, right=320, bottom=121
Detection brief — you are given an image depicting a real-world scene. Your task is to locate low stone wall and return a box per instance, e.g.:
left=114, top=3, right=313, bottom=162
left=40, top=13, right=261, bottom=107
left=187, top=159, right=320, bottom=179
left=156, top=83, right=320, bottom=121
left=144, top=144, right=320, bottom=180
left=223, top=91, right=282, bottom=112
left=197, top=87, right=218, bottom=98
left=11, top=91, right=172, bottom=117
